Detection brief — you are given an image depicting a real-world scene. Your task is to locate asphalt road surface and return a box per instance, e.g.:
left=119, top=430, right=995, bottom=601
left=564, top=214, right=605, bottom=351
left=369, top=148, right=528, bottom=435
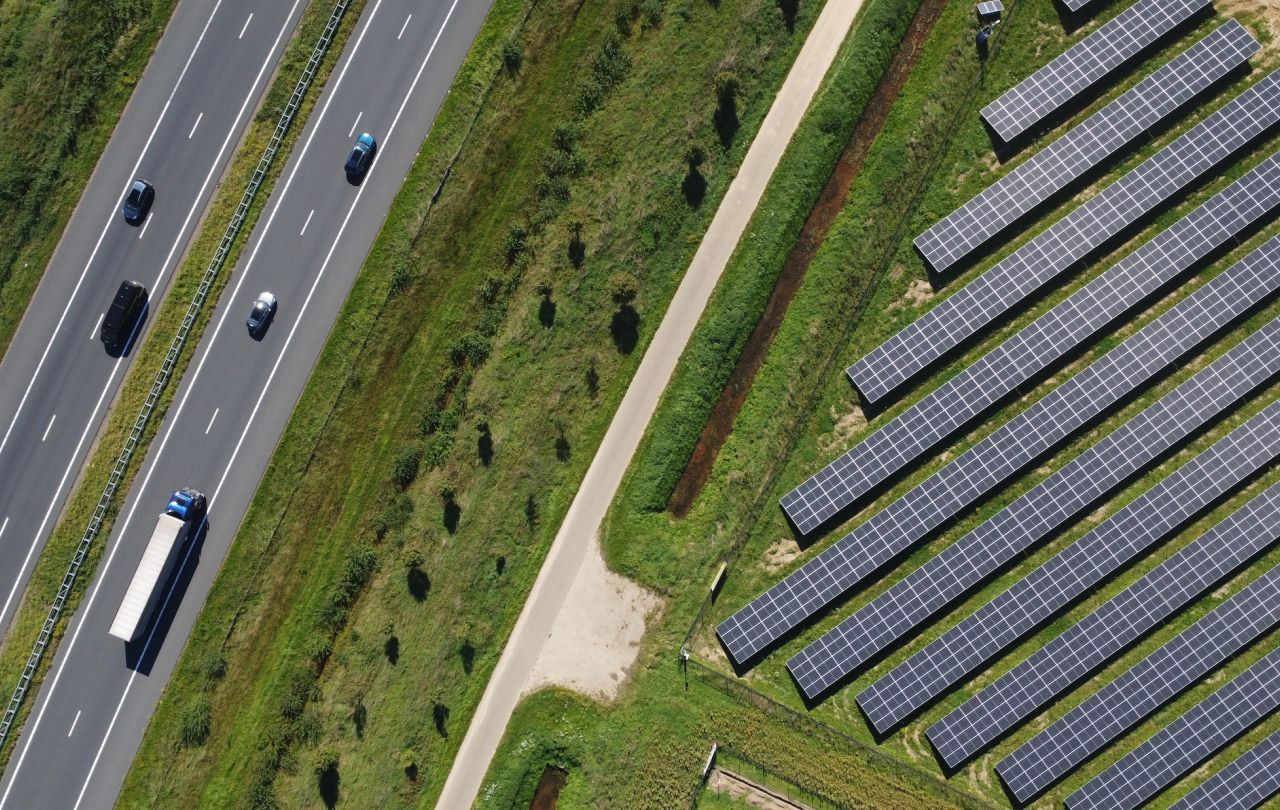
left=0, top=0, right=492, bottom=806
left=0, top=0, right=305, bottom=636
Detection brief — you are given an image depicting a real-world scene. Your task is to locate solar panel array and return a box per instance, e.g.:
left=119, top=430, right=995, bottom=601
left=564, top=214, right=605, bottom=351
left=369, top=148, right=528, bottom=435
left=1063, top=0, right=1100, bottom=12
left=916, top=22, right=1257, bottom=273
left=981, top=0, right=1211, bottom=143
left=786, top=145, right=1280, bottom=552
left=1068, top=645, right=1280, bottom=810
left=995, top=561, right=1280, bottom=802
left=1171, top=730, right=1280, bottom=810
left=720, top=238, right=1280, bottom=667
left=844, top=68, right=1280, bottom=410
left=926, top=452, right=1280, bottom=766
left=788, top=239, right=1280, bottom=700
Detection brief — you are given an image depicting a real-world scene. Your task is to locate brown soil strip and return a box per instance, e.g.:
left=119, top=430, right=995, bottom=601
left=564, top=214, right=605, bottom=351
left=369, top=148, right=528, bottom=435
left=667, top=0, right=948, bottom=517
left=529, top=764, right=569, bottom=809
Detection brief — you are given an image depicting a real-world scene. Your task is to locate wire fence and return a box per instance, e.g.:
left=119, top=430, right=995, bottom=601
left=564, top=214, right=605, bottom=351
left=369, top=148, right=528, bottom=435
left=0, top=0, right=352, bottom=753
left=690, top=745, right=852, bottom=810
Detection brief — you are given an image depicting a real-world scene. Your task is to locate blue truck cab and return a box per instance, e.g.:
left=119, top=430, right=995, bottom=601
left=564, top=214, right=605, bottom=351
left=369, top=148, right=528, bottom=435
left=165, top=488, right=207, bottom=524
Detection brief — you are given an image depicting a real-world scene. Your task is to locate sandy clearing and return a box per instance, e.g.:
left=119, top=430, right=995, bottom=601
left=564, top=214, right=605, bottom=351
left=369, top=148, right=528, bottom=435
left=522, top=532, right=662, bottom=701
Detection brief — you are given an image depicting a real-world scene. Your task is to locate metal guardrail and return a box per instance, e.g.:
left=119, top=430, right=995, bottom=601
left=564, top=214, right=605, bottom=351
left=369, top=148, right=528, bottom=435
left=0, top=0, right=352, bottom=751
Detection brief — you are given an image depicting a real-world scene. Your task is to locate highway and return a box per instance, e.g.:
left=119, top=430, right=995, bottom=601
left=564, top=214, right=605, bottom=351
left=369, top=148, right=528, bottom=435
left=0, top=0, right=492, bottom=806
left=0, top=0, right=306, bottom=636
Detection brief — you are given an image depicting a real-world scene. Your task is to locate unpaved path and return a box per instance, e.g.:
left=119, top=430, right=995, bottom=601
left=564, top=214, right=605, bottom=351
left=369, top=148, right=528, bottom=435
left=436, top=1, right=870, bottom=805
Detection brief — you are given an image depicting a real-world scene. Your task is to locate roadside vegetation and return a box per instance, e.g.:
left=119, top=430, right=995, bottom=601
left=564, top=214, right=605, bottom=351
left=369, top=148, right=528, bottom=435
left=479, top=0, right=1280, bottom=808
left=0, top=0, right=181, bottom=356
left=116, top=0, right=869, bottom=808
left=0, top=0, right=364, bottom=771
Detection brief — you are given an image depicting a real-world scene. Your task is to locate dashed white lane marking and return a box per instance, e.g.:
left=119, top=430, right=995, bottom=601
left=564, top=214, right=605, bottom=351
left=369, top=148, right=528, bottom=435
left=398, top=13, right=412, bottom=39
left=348, top=110, right=362, bottom=137
left=67, top=711, right=81, bottom=738
left=239, top=12, right=253, bottom=39
left=138, top=214, right=152, bottom=240
left=188, top=112, right=203, bottom=139
left=205, top=408, right=219, bottom=435
left=90, top=313, right=104, bottom=342
left=41, top=415, right=55, bottom=443
left=0, top=517, right=8, bottom=541
left=300, top=209, right=315, bottom=236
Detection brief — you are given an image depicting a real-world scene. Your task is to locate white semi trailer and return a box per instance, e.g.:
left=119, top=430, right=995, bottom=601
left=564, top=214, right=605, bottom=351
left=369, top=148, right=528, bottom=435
left=108, top=488, right=206, bottom=642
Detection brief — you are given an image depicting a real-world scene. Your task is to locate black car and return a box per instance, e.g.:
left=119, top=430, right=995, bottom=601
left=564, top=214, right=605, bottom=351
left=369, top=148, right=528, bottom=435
left=246, top=291, right=277, bottom=338
left=101, top=280, right=148, bottom=353
left=122, top=179, right=154, bottom=224
left=344, top=133, right=377, bottom=182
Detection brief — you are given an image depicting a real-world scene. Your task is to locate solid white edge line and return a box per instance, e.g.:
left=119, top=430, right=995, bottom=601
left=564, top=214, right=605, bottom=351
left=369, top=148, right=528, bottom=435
left=187, top=112, right=203, bottom=139
left=238, top=12, right=253, bottom=39
left=0, top=0, right=308, bottom=802
left=40, top=415, right=55, bottom=443
left=69, top=3, right=459, bottom=806
left=0, top=0, right=227, bottom=462
left=0, top=0, right=302, bottom=668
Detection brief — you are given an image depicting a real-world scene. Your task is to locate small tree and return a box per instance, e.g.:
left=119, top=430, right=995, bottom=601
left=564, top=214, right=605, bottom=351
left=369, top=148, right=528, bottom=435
left=393, top=444, right=421, bottom=488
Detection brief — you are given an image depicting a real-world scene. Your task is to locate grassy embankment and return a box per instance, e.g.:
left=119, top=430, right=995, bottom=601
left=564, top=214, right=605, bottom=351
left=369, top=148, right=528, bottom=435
left=486, top=0, right=1280, bottom=808
left=0, top=0, right=369, bottom=770
left=0, top=0, right=180, bottom=356
left=116, top=0, right=860, bottom=808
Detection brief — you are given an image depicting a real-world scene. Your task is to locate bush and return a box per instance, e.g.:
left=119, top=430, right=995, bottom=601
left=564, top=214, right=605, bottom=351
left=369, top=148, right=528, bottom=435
left=311, top=746, right=340, bottom=776
left=373, top=494, right=414, bottom=539
left=392, top=444, right=421, bottom=488
left=178, top=695, right=212, bottom=747
left=200, top=648, right=228, bottom=681
left=501, top=38, right=522, bottom=73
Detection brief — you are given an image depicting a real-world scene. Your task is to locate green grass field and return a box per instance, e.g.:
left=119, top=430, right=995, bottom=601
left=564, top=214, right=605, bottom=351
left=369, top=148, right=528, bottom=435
left=481, top=0, right=1280, bottom=808
left=114, top=0, right=904, bottom=808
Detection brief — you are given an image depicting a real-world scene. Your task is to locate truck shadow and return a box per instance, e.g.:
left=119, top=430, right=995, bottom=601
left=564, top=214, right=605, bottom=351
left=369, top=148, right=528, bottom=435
left=124, top=517, right=207, bottom=674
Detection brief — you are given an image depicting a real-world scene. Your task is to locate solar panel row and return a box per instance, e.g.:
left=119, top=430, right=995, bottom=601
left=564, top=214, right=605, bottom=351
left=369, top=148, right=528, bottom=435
left=787, top=236, right=1280, bottom=701
left=1068, top=645, right=1280, bottom=810
left=996, top=559, right=1280, bottom=802
left=1170, top=730, right=1280, bottom=810
left=844, top=67, right=1280, bottom=414
left=786, top=137, right=1280, bottom=555
left=720, top=238, right=1280, bottom=667
left=915, top=21, right=1257, bottom=273
left=1063, top=0, right=1101, bottom=13
left=925, top=428, right=1280, bottom=765
left=981, top=0, right=1211, bottom=143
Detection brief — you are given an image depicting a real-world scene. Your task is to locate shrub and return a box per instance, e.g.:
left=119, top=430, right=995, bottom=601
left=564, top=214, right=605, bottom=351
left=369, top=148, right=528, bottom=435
left=373, top=494, right=414, bottom=539
left=501, top=38, right=522, bottom=73
left=392, top=444, right=421, bottom=488
left=178, top=695, right=212, bottom=747
left=200, top=648, right=228, bottom=681
left=311, top=746, right=339, bottom=775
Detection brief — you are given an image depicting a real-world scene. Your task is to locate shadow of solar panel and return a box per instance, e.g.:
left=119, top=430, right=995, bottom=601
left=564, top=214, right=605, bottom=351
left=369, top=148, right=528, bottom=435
left=843, top=68, right=1280, bottom=415
left=922, top=430, right=1280, bottom=764
left=792, top=238, right=1280, bottom=702
left=916, top=21, right=1256, bottom=274
left=995, top=562, right=1280, bottom=802
left=1170, top=730, right=1280, bottom=810
left=1068, top=646, right=1280, bottom=810
left=981, top=0, right=1211, bottom=143
left=784, top=150, right=1280, bottom=571
left=721, top=243, right=1280, bottom=669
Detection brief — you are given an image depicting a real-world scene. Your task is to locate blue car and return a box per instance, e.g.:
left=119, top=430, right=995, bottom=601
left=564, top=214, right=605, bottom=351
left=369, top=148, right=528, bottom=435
left=345, top=133, right=377, bottom=181
left=121, top=179, right=154, bottom=224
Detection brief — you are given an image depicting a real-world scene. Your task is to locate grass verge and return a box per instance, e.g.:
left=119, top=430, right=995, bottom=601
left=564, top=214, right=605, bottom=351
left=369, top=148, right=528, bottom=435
left=111, top=0, right=888, bottom=807
left=0, top=0, right=180, bottom=356
left=0, top=0, right=363, bottom=772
